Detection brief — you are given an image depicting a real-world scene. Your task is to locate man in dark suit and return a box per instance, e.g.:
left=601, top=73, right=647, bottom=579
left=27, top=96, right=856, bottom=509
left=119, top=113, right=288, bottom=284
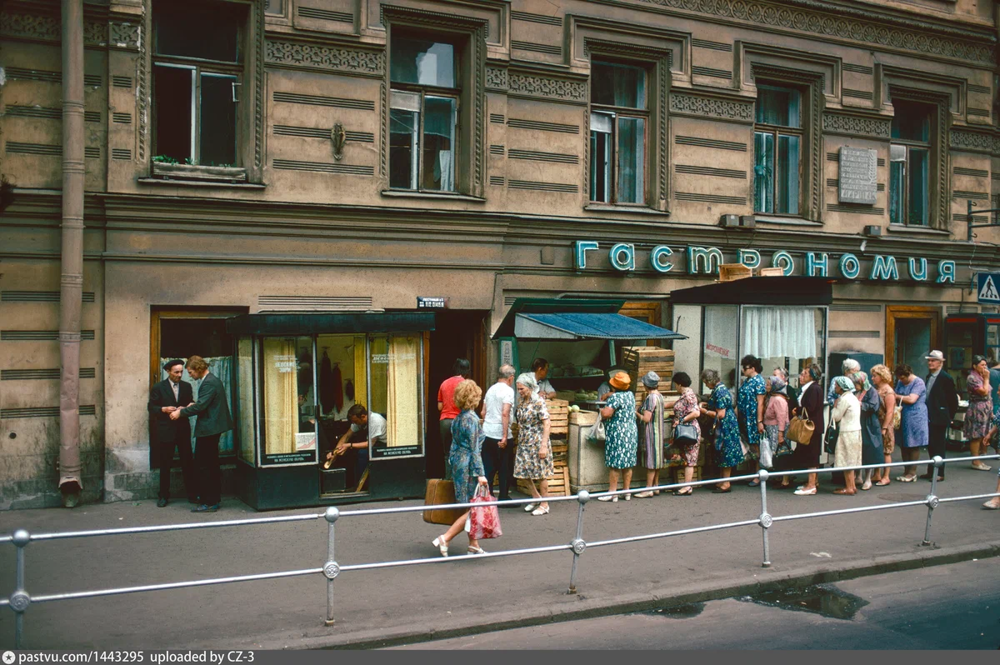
left=148, top=359, right=197, bottom=507
left=922, top=350, right=959, bottom=481
left=171, top=355, right=234, bottom=512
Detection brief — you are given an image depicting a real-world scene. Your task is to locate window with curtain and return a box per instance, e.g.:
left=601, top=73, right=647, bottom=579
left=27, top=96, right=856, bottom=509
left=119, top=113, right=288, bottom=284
left=260, top=337, right=317, bottom=465
left=590, top=60, right=648, bottom=205
left=889, top=99, right=931, bottom=227
left=389, top=35, right=459, bottom=192
left=368, top=334, right=423, bottom=459
left=754, top=85, right=801, bottom=215
left=741, top=307, right=822, bottom=364
left=237, top=338, right=255, bottom=465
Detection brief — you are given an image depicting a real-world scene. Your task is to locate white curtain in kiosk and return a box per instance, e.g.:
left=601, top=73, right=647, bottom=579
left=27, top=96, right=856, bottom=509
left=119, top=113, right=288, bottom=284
left=741, top=307, right=818, bottom=360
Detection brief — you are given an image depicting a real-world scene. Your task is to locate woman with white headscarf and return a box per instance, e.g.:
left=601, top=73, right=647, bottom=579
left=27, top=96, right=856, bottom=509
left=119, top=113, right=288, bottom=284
left=831, top=375, right=862, bottom=495
left=761, top=375, right=789, bottom=471
left=512, top=372, right=553, bottom=516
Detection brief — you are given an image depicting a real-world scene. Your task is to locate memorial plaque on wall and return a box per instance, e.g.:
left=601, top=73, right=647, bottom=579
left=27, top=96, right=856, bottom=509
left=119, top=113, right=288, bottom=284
left=838, top=147, right=878, bottom=205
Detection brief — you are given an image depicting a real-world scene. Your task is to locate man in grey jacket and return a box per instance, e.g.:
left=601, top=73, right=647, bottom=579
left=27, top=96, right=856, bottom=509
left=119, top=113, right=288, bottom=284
left=171, top=355, right=233, bottom=512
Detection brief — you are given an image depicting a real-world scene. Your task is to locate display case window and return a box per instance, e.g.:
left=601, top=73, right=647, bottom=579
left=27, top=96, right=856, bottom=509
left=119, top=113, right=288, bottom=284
left=236, top=337, right=255, bottom=465
left=742, top=306, right=825, bottom=378
left=703, top=306, right=739, bottom=391
left=369, top=334, right=424, bottom=459
left=259, top=336, right=317, bottom=466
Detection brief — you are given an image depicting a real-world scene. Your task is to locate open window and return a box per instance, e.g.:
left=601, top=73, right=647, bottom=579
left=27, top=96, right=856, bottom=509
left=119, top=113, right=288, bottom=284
left=589, top=60, right=649, bottom=205
left=389, top=35, right=460, bottom=192
left=150, top=0, right=259, bottom=182
left=889, top=99, right=933, bottom=227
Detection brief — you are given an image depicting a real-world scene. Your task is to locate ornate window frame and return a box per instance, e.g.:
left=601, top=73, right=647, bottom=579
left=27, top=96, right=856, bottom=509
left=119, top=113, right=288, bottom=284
left=584, top=39, right=671, bottom=213
left=380, top=5, right=488, bottom=199
left=141, top=0, right=265, bottom=185
left=749, top=63, right=825, bottom=222
left=886, top=86, right=950, bottom=230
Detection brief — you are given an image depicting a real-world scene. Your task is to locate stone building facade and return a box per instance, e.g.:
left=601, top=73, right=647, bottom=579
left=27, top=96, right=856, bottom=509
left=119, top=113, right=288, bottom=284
left=2, top=0, right=1000, bottom=508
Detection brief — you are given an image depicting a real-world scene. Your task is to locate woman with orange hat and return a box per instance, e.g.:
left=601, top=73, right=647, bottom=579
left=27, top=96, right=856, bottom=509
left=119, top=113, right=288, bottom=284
left=597, top=371, right=638, bottom=502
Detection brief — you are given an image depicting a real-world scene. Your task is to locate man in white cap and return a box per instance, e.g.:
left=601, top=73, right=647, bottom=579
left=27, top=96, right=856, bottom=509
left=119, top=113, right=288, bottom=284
left=922, top=350, right=958, bottom=481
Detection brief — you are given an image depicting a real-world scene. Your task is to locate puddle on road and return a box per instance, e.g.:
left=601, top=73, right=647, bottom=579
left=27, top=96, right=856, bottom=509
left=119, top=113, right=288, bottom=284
left=645, top=602, right=706, bottom=619
left=737, top=584, right=868, bottom=620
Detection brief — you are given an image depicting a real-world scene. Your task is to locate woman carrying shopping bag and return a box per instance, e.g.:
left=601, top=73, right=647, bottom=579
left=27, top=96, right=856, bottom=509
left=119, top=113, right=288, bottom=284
left=431, top=379, right=489, bottom=557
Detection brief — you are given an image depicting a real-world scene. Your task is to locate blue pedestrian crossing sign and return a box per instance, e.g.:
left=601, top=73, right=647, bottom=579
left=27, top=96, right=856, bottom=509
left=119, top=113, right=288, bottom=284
left=978, top=273, right=1000, bottom=303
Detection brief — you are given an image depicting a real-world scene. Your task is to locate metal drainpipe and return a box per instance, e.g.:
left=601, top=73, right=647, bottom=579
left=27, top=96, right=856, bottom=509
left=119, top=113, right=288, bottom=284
left=58, top=0, right=85, bottom=507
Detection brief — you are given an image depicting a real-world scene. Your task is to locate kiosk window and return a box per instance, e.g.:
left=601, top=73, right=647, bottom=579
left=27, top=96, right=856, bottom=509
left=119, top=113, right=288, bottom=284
left=259, top=336, right=317, bottom=465
left=237, top=337, right=255, bottom=464
left=369, top=334, right=423, bottom=458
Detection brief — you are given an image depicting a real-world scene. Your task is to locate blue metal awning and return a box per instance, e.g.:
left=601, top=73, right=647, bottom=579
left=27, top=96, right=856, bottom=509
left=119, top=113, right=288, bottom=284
left=514, top=312, right=686, bottom=341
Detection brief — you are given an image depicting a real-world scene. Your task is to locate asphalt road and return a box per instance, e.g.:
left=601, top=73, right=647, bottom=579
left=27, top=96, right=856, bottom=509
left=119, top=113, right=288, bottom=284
left=391, top=559, right=1000, bottom=650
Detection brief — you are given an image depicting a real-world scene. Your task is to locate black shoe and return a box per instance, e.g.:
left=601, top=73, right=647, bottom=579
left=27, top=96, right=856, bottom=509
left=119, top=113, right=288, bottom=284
left=188, top=497, right=200, bottom=504
left=157, top=497, right=168, bottom=508
left=191, top=503, right=220, bottom=513
left=918, top=473, right=934, bottom=480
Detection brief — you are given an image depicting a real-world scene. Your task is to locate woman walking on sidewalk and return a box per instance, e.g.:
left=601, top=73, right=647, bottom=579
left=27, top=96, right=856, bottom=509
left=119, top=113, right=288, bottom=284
left=513, top=373, right=553, bottom=516
left=598, top=372, right=638, bottom=502
left=964, top=355, right=993, bottom=471
left=831, top=376, right=862, bottom=495
left=894, top=364, right=928, bottom=482
left=870, top=364, right=896, bottom=486
left=701, top=369, right=743, bottom=493
left=432, top=379, right=489, bottom=557
left=635, top=371, right=667, bottom=498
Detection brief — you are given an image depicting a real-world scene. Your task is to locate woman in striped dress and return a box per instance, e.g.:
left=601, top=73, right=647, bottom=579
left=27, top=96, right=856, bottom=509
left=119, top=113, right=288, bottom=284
left=635, top=371, right=666, bottom=498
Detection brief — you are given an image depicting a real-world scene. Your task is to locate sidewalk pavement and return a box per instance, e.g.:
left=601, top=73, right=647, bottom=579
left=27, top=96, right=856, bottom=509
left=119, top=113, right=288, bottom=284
left=1, top=456, right=999, bottom=650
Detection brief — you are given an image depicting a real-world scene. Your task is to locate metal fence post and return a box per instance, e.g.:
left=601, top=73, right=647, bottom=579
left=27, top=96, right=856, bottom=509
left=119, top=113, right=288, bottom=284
left=757, top=470, right=772, bottom=568
left=568, top=490, right=590, bottom=594
left=323, top=507, right=340, bottom=626
left=922, top=456, right=942, bottom=547
left=10, top=529, right=31, bottom=648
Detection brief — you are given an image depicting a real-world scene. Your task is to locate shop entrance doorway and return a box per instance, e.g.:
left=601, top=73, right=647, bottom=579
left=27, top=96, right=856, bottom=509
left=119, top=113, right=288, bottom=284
left=886, top=306, right=939, bottom=379
left=426, top=310, right=487, bottom=478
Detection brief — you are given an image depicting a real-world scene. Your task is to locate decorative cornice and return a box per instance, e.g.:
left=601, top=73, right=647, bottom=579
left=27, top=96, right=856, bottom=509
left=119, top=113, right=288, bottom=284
left=486, top=66, right=508, bottom=91
left=0, top=8, right=106, bottom=45
left=508, top=71, right=587, bottom=104
left=669, top=92, right=754, bottom=123
left=950, top=128, right=993, bottom=153
left=630, top=0, right=994, bottom=65
left=264, top=39, right=385, bottom=77
left=823, top=113, right=891, bottom=139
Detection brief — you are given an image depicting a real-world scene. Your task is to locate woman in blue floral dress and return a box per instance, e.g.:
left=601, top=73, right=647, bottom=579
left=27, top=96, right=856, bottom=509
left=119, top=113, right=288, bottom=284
left=738, top=355, right=767, bottom=486
left=597, top=371, right=637, bottom=502
left=700, top=368, right=743, bottom=492
left=431, top=379, right=489, bottom=557
left=893, top=364, right=928, bottom=482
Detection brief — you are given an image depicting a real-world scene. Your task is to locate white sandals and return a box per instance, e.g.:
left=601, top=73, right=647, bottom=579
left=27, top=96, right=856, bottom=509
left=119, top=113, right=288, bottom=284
left=432, top=536, right=449, bottom=557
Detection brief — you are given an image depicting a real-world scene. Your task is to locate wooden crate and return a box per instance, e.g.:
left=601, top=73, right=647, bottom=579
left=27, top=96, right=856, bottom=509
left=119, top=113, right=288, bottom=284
left=758, top=267, right=784, bottom=277
left=719, top=263, right=753, bottom=282
left=516, top=436, right=571, bottom=496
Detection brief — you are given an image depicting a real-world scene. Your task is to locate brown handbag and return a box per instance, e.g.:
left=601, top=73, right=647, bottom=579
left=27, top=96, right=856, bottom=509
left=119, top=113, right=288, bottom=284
left=423, top=479, right=465, bottom=525
left=787, top=407, right=815, bottom=445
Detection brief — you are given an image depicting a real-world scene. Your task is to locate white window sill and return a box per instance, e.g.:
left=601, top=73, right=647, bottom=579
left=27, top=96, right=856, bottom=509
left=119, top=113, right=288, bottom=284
left=137, top=177, right=265, bottom=190
left=886, top=225, right=950, bottom=237
left=754, top=216, right=823, bottom=227
left=584, top=204, right=670, bottom=217
left=381, top=190, right=485, bottom=203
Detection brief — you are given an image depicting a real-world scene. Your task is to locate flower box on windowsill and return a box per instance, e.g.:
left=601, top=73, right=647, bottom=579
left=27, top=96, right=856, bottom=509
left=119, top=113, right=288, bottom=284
left=151, top=162, right=247, bottom=183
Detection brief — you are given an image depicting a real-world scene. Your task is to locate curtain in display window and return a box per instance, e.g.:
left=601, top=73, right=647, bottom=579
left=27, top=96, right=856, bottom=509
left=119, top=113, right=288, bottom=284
left=237, top=339, right=255, bottom=464
left=262, top=339, right=298, bottom=455
left=741, top=307, right=818, bottom=360
left=387, top=336, right=420, bottom=448
left=353, top=335, right=367, bottom=410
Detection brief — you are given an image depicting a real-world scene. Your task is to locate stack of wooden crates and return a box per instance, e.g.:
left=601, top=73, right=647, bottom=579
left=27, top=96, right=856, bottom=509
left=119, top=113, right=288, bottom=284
left=621, top=347, right=703, bottom=483
left=622, top=346, right=675, bottom=405
left=517, top=398, right=571, bottom=496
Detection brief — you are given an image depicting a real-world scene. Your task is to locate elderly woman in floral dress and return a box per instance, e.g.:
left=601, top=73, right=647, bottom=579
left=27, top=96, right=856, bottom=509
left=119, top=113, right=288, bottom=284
left=965, top=355, right=994, bottom=472
left=598, top=371, right=638, bottom=503
left=700, top=368, right=743, bottom=493
left=512, top=372, right=553, bottom=516
left=669, top=372, right=701, bottom=496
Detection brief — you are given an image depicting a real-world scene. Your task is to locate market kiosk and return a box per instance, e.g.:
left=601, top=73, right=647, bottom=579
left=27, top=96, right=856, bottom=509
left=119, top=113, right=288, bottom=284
left=226, top=312, right=434, bottom=510
left=492, top=298, right=686, bottom=492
